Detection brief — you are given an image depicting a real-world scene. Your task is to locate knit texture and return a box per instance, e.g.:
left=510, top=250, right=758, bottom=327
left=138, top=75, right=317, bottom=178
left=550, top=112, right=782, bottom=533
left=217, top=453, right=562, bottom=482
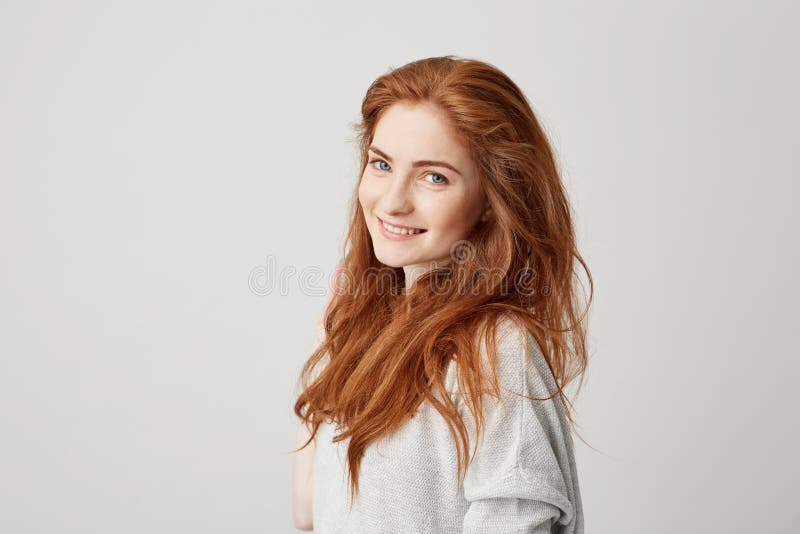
left=311, top=317, right=584, bottom=533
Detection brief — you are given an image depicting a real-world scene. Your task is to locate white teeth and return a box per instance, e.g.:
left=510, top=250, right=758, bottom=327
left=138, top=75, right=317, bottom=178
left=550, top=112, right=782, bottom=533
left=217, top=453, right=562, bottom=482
left=383, top=221, right=423, bottom=235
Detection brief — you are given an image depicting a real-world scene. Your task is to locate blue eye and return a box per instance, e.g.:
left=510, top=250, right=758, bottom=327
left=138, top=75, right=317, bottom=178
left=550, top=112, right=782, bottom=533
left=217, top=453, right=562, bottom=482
left=368, top=159, right=449, bottom=186
left=369, top=159, right=391, bottom=172
left=425, top=172, right=448, bottom=185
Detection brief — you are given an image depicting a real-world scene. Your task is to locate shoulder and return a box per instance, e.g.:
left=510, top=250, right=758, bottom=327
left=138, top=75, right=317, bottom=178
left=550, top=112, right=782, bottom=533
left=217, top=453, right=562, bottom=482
left=476, top=315, right=542, bottom=370
left=476, top=315, right=556, bottom=398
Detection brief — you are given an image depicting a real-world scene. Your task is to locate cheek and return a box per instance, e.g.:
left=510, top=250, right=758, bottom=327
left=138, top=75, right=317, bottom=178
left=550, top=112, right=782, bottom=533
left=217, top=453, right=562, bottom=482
left=358, top=176, right=374, bottom=209
left=425, top=197, right=474, bottom=235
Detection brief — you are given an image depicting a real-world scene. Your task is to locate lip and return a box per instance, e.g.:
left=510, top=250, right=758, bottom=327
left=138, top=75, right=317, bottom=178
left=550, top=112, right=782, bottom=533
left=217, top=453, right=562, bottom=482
left=379, top=217, right=425, bottom=231
left=378, top=217, right=427, bottom=241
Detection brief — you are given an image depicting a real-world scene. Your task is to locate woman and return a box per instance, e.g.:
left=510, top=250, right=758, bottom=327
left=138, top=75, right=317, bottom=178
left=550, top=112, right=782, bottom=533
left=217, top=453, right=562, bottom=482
left=292, top=55, right=592, bottom=533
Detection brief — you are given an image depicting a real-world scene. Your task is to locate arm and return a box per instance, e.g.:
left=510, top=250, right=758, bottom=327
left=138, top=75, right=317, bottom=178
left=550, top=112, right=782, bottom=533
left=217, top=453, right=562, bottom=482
left=292, top=263, right=343, bottom=531
left=293, top=419, right=315, bottom=531
left=460, top=319, right=578, bottom=533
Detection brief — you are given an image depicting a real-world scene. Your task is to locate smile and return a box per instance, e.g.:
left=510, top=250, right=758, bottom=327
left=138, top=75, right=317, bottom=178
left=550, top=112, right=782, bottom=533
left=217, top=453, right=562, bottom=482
left=378, top=218, right=427, bottom=239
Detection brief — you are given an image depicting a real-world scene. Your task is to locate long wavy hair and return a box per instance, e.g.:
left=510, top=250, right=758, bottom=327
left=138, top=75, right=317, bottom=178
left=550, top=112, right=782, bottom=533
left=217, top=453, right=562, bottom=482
left=293, top=55, right=593, bottom=508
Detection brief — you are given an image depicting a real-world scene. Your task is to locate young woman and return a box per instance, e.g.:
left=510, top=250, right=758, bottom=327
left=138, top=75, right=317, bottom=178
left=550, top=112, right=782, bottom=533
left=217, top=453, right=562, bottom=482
left=292, top=55, right=592, bottom=533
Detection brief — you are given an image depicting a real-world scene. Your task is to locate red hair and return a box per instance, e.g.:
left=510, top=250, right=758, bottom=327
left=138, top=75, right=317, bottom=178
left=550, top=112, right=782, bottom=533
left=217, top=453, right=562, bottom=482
left=293, top=55, right=593, bottom=508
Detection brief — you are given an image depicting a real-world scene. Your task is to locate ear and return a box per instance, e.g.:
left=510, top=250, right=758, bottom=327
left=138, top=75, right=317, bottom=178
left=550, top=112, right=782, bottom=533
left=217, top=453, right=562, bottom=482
left=480, top=201, right=493, bottom=222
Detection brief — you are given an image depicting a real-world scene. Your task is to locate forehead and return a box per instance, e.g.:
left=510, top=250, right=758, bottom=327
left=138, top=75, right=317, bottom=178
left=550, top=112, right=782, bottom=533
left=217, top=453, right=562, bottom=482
left=371, top=102, right=472, bottom=167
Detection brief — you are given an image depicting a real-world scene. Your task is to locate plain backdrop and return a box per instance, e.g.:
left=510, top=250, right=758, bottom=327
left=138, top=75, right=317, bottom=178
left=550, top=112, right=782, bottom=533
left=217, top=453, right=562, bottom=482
left=1, top=1, right=798, bottom=532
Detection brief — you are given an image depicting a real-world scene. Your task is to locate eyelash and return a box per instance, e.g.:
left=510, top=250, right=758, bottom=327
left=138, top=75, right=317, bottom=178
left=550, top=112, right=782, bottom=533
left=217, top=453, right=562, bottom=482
left=367, top=159, right=450, bottom=185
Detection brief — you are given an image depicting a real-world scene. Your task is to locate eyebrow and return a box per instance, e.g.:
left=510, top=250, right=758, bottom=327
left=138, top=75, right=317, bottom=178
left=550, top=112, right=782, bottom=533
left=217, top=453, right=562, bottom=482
left=368, top=145, right=463, bottom=177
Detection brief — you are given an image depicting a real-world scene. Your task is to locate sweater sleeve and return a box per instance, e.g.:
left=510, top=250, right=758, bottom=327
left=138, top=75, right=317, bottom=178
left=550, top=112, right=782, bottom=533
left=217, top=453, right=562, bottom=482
left=458, top=319, right=577, bottom=534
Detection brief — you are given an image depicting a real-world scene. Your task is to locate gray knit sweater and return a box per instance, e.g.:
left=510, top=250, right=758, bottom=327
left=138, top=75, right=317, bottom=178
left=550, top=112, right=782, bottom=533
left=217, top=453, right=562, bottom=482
left=311, top=318, right=584, bottom=533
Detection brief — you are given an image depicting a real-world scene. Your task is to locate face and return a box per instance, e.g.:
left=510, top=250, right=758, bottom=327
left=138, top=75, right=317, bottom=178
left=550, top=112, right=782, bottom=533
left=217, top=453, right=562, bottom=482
left=358, top=101, right=490, bottom=288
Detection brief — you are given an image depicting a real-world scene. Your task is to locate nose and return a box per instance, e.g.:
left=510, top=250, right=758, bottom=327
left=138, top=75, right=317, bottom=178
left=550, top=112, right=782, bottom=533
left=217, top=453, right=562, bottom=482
left=379, top=174, right=414, bottom=215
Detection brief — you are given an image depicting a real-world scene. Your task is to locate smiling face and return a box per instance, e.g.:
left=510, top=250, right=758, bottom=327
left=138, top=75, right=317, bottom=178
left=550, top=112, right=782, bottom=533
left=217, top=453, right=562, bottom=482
left=358, top=101, right=491, bottom=288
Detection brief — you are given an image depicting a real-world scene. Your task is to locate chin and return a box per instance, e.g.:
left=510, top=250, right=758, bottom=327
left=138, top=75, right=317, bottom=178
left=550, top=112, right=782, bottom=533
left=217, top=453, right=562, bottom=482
left=373, top=249, right=409, bottom=269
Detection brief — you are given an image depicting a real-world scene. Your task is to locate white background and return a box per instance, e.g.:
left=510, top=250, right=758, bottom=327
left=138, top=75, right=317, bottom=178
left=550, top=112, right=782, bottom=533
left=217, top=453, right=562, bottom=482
left=1, top=1, right=798, bottom=532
